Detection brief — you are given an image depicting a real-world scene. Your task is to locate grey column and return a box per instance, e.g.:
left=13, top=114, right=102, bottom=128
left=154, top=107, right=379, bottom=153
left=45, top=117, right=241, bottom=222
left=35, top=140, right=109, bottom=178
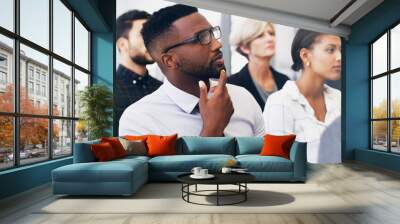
left=220, top=13, right=231, bottom=76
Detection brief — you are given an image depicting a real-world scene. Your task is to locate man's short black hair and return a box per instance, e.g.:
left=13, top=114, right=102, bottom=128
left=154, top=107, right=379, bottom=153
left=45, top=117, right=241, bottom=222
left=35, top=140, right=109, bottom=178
left=141, top=4, right=198, bottom=54
left=116, top=10, right=151, bottom=40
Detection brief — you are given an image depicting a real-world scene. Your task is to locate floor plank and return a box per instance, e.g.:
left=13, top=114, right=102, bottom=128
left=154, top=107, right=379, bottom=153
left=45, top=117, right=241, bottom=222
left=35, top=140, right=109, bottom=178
left=1, top=161, right=400, bottom=224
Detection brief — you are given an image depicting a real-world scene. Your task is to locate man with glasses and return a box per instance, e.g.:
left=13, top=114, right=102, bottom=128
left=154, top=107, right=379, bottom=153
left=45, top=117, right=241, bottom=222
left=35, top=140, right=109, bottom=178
left=119, top=4, right=264, bottom=137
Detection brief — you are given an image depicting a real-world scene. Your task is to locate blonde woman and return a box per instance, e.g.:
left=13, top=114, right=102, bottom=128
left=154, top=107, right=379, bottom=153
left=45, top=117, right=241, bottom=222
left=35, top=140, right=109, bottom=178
left=263, top=29, right=342, bottom=164
left=228, top=19, right=289, bottom=110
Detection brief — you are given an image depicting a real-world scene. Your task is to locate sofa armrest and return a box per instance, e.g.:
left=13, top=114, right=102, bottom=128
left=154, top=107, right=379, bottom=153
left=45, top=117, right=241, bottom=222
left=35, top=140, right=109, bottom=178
left=289, top=142, right=307, bottom=181
left=73, top=140, right=100, bottom=163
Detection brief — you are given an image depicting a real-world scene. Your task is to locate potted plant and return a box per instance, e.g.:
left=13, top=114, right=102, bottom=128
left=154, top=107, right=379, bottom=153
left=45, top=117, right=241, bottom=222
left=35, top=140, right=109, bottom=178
left=79, top=84, right=113, bottom=140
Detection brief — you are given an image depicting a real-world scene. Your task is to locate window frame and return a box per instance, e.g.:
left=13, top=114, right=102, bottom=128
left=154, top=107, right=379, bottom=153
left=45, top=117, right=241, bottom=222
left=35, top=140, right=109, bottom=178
left=370, top=19, right=400, bottom=154
left=0, top=0, right=92, bottom=171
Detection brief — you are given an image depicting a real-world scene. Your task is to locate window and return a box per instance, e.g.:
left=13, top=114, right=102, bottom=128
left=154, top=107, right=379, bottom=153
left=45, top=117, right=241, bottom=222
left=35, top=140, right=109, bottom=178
left=0, top=116, right=13, bottom=170
left=53, top=59, right=72, bottom=116
left=53, top=119, right=72, bottom=158
left=74, top=18, right=89, bottom=70
left=391, top=24, right=400, bottom=70
left=0, top=54, right=8, bottom=87
left=0, top=55, right=7, bottom=67
left=0, top=0, right=14, bottom=32
left=36, top=83, right=40, bottom=95
left=28, top=81, right=34, bottom=94
left=0, top=71, right=6, bottom=85
left=20, top=0, right=49, bottom=49
left=53, top=0, right=72, bottom=60
left=74, top=69, right=89, bottom=119
left=20, top=117, right=48, bottom=165
left=42, top=85, right=46, bottom=97
left=35, top=70, right=41, bottom=81
left=371, top=23, right=400, bottom=154
left=0, top=35, right=14, bottom=113
left=28, top=67, right=34, bottom=80
left=54, top=92, right=58, bottom=106
left=0, top=0, right=91, bottom=170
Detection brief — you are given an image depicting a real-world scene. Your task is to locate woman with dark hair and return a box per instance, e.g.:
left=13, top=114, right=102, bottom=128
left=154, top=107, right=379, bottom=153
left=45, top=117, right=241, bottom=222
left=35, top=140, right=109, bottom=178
left=263, top=29, right=342, bottom=164
left=228, top=19, right=289, bottom=111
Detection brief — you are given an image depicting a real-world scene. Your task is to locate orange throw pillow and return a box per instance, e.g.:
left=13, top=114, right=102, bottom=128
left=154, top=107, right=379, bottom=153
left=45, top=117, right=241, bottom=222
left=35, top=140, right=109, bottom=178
left=101, top=137, right=127, bottom=158
left=260, top=134, right=296, bottom=159
left=124, top=135, right=149, bottom=141
left=91, top=142, right=117, bottom=161
left=146, top=134, right=178, bottom=157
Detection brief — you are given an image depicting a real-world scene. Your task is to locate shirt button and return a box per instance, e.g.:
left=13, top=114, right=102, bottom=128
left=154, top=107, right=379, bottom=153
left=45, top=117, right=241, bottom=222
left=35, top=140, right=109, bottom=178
left=138, top=77, right=142, bottom=80
left=132, top=80, right=137, bottom=84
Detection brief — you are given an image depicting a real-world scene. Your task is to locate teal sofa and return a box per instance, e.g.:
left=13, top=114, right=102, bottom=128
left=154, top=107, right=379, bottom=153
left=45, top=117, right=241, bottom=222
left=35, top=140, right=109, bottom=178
left=52, top=137, right=306, bottom=196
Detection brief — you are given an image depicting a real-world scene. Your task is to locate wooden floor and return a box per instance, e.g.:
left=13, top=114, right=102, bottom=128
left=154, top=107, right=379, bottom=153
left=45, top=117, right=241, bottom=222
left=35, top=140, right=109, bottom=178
left=1, top=161, right=400, bottom=224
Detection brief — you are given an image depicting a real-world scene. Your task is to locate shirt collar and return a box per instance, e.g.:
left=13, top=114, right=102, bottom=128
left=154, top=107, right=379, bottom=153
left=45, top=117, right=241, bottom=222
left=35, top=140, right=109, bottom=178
left=162, top=79, right=220, bottom=114
left=283, top=81, right=305, bottom=105
left=283, top=80, right=335, bottom=104
left=283, top=80, right=339, bottom=124
left=117, top=65, right=149, bottom=82
left=162, top=79, right=200, bottom=114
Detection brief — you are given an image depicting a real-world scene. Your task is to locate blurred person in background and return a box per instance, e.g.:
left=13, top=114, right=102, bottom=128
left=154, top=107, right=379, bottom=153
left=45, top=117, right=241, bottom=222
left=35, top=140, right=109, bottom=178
left=263, top=29, right=342, bottom=164
left=228, top=19, right=289, bottom=111
left=116, top=10, right=162, bottom=129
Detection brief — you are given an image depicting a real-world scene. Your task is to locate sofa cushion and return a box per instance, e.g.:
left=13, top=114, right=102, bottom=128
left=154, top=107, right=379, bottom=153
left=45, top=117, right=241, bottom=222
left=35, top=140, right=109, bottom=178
left=148, top=154, right=235, bottom=172
left=115, top=155, right=150, bottom=164
left=91, top=142, right=118, bottom=161
left=119, top=138, right=147, bottom=156
left=101, top=137, right=127, bottom=158
left=147, top=134, right=178, bottom=157
left=260, top=134, right=296, bottom=159
left=177, top=137, right=235, bottom=155
left=73, top=139, right=100, bottom=163
left=124, top=135, right=149, bottom=141
left=235, top=137, right=263, bottom=155
left=52, top=158, right=147, bottom=183
left=236, top=155, right=293, bottom=172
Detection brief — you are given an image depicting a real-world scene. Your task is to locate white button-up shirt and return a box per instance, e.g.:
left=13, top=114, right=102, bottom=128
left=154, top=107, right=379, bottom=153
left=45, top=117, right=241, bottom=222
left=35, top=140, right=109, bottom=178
left=263, top=81, right=341, bottom=164
left=119, top=78, right=265, bottom=137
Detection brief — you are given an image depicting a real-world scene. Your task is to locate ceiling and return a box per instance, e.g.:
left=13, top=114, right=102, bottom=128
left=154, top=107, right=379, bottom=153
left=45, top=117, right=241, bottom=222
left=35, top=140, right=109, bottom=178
left=169, top=0, right=384, bottom=38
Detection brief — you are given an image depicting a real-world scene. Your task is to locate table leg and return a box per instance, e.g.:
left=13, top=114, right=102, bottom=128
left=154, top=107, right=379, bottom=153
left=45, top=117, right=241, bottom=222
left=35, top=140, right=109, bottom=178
left=181, top=184, right=183, bottom=199
left=245, top=183, right=247, bottom=201
left=187, top=184, right=190, bottom=202
left=217, top=184, right=219, bottom=206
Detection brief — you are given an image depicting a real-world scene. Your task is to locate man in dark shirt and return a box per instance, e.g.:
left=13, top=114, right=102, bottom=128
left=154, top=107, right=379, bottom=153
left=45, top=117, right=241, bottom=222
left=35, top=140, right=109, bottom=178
left=115, top=10, right=162, bottom=130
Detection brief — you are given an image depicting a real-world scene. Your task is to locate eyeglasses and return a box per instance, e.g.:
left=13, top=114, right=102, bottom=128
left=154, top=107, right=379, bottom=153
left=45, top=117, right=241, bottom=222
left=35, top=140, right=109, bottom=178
left=163, top=26, right=221, bottom=53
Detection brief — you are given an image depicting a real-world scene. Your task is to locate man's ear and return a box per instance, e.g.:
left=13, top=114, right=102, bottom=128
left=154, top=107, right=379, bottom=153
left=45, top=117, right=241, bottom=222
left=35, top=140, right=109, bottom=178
left=160, top=53, right=178, bottom=69
left=116, top=38, right=129, bottom=54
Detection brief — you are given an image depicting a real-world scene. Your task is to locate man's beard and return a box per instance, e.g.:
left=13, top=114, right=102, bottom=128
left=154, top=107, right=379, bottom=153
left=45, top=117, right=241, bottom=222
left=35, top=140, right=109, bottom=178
left=179, top=59, right=225, bottom=81
left=131, top=55, right=154, bottom=66
left=206, top=62, right=225, bottom=79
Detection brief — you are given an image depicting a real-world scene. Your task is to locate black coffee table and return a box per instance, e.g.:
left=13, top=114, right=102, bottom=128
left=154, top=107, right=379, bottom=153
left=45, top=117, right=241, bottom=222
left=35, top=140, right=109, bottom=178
left=177, top=172, right=255, bottom=206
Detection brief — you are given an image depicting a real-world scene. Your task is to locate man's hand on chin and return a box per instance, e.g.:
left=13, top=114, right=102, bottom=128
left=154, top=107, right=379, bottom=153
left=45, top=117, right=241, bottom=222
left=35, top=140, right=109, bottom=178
left=198, top=69, right=234, bottom=137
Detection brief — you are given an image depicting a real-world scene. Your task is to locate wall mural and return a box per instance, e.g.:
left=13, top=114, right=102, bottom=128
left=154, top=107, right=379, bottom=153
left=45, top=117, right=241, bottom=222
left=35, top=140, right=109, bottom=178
left=115, top=1, right=342, bottom=164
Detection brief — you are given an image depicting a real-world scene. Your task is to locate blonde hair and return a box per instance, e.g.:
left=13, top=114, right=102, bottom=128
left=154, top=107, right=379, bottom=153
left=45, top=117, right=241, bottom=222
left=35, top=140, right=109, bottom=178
left=230, top=19, right=275, bottom=57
